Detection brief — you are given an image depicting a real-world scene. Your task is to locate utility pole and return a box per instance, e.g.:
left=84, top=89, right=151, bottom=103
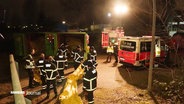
left=148, top=0, right=156, bottom=91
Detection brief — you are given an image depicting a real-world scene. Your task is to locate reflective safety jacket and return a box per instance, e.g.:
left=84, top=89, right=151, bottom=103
left=90, top=50, right=97, bottom=61
left=73, top=51, right=84, bottom=63
left=83, top=68, right=97, bottom=91
left=55, top=54, right=67, bottom=70
left=25, top=54, right=35, bottom=69
left=36, top=58, right=45, bottom=75
left=92, top=60, right=98, bottom=68
left=89, top=51, right=98, bottom=68
left=81, top=59, right=93, bottom=72
left=43, top=61, right=58, bottom=80
left=71, top=49, right=76, bottom=59
left=57, top=48, right=68, bottom=59
left=106, top=46, right=114, bottom=53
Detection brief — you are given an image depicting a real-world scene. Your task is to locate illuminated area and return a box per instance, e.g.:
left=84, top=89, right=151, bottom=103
left=62, top=21, right=66, bottom=24
left=114, top=3, right=129, bottom=15
left=107, top=12, right=112, bottom=17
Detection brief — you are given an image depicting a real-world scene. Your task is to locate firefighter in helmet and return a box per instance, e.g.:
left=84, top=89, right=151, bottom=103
left=36, top=53, right=47, bottom=89
left=82, top=53, right=97, bottom=104
left=55, top=49, right=67, bottom=82
left=113, top=42, right=119, bottom=63
left=89, top=46, right=98, bottom=68
left=73, top=45, right=84, bottom=70
left=43, top=56, right=58, bottom=98
left=57, top=43, right=69, bottom=69
left=25, top=48, right=36, bottom=88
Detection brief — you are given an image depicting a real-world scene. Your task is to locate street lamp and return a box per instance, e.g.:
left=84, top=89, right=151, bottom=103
left=114, top=4, right=129, bottom=16
left=111, top=3, right=129, bottom=27
left=62, top=21, right=66, bottom=24
left=107, top=12, right=112, bottom=18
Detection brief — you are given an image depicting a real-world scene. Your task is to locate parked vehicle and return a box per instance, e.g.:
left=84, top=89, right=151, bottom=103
left=101, top=27, right=124, bottom=48
left=118, top=36, right=167, bottom=67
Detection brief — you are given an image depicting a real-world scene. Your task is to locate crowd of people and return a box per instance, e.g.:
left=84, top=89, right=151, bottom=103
left=24, top=43, right=98, bottom=103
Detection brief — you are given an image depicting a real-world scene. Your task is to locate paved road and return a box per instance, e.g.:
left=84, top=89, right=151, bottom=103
left=96, top=55, right=125, bottom=89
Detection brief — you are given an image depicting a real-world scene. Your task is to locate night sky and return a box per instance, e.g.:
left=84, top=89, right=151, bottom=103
left=0, top=0, right=149, bottom=26
left=0, top=0, right=113, bottom=27
left=0, top=0, right=184, bottom=33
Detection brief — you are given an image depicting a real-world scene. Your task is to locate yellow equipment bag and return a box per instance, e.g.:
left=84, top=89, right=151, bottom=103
left=59, top=64, right=84, bottom=104
left=33, top=67, right=42, bottom=85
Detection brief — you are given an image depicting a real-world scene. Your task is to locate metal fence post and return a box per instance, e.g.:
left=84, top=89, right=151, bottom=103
left=10, top=54, right=26, bottom=104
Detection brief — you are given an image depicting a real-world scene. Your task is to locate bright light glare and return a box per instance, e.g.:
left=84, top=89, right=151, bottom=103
left=107, top=12, right=112, bottom=17
left=114, top=4, right=128, bottom=15
left=62, top=21, right=66, bottom=24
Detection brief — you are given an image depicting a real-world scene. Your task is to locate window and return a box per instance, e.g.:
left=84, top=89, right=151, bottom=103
left=120, top=41, right=136, bottom=52
left=140, top=42, right=151, bottom=52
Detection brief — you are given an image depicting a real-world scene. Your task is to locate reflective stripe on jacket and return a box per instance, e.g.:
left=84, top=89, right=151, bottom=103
left=83, top=68, right=97, bottom=91
left=55, top=55, right=67, bottom=70
left=106, top=46, right=114, bottom=53
left=44, top=61, right=58, bottom=80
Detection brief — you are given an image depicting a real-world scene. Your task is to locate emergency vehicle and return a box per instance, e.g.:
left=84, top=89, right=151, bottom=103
left=101, top=27, right=124, bottom=48
left=118, top=36, right=166, bottom=67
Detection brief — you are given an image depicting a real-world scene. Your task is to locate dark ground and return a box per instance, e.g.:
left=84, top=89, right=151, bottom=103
left=0, top=53, right=180, bottom=104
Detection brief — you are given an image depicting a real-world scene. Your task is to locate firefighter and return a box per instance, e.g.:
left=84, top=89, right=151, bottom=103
left=83, top=67, right=97, bottom=104
left=43, top=56, right=58, bottom=98
left=81, top=53, right=97, bottom=104
left=106, top=42, right=114, bottom=62
left=58, top=43, right=69, bottom=69
left=36, top=53, right=46, bottom=89
left=71, top=47, right=77, bottom=61
left=55, top=50, right=67, bottom=82
left=81, top=53, right=93, bottom=72
left=57, top=43, right=63, bottom=55
left=73, top=45, right=84, bottom=70
left=113, top=42, right=119, bottom=63
left=25, top=48, right=36, bottom=88
left=89, top=46, right=98, bottom=68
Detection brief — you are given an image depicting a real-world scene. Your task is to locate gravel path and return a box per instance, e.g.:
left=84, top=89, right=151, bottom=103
left=0, top=54, right=161, bottom=104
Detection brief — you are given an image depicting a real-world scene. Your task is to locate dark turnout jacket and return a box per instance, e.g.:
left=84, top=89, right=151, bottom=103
left=83, top=67, right=97, bottom=91
left=43, top=61, right=58, bottom=80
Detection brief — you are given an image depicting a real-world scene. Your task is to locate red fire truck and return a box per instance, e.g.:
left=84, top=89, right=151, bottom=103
left=101, top=27, right=124, bottom=48
left=118, top=36, right=167, bottom=67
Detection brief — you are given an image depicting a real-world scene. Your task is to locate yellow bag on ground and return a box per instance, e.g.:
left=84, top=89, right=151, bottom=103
left=33, top=67, right=42, bottom=84
left=59, top=65, right=84, bottom=104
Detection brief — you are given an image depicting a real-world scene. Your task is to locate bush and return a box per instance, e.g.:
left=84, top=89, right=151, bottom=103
left=153, top=78, right=184, bottom=103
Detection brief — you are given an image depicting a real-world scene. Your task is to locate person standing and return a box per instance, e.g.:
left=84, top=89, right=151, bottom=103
left=81, top=53, right=94, bottom=72
left=36, top=53, right=47, bottom=89
left=83, top=61, right=97, bottom=104
left=55, top=50, right=67, bottom=82
left=81, top=53, right=97, bottom=104
left=90, top=46, right=97, bottom=61
left=57, top=43, right=69, bottom=69
left=89, top=46, right=98, bottom=68
left=73, top=45, right=84, bottom=70
left=113, top=42, right=119, bottom=63
left=25, top=49, right=36, bottom=88
left=43, top=56, right=58, bottom=98
left=106, top=42, right=114, bottom=62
